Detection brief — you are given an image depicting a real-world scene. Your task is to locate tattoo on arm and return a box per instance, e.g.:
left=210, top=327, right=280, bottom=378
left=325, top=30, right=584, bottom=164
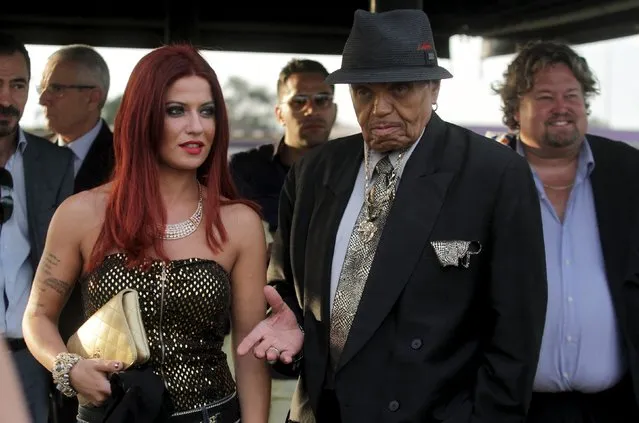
left=41, top=278, right=71, bottom=297
left=43, top=253, right=61, bottom=276
left=39, top=253, right=71, bottom=297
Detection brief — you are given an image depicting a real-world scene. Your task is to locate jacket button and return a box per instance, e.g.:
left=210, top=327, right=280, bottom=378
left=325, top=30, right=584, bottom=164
left=411, top=338, right=423, bottom=350
left=388, top=400, right=400, bottom=412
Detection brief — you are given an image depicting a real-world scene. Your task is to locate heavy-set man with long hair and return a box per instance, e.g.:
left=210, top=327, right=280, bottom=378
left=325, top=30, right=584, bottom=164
left=494, top=40, right=639, bottom=423
left=22, top=44, right=271, bottom=422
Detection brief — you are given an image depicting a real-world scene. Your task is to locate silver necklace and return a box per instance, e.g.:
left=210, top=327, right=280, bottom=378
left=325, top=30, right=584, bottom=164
left=357, top=147, right=406, bottom=241
left=161, top=183, right=203, bottom=240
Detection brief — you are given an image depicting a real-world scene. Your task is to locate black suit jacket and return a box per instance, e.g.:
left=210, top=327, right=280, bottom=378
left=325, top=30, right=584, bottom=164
left=58, top=119, right=114, bottom=341
left=268, top=114, right=548, bottom=423
left=74, top=119, right=115, bottom=194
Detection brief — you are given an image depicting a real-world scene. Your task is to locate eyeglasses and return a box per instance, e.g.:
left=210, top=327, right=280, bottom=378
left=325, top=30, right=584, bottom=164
left=0, top=168, right=13, bottom=225
left=36, top=83, right=96, bottom=97
left=285, top=93, right=334, bottom=112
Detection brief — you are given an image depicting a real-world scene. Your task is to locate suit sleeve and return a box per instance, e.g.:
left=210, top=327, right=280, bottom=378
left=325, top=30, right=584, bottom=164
left=267, top=160, right=303, bottom=322
left=266, top=161, right=304, bottom=377
left=471, top=155, right=547, bottom=422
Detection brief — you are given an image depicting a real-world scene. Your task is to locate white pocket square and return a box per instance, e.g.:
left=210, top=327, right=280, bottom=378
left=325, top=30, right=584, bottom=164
left=431, top=240, right=482, bottom=268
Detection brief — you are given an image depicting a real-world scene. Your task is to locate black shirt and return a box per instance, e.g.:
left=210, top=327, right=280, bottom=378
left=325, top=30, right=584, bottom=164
left=229, top=139, right=290, bottom=233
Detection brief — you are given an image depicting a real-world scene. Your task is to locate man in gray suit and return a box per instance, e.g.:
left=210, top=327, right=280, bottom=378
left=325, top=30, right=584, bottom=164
left=0, top=33, right=74, bottom=423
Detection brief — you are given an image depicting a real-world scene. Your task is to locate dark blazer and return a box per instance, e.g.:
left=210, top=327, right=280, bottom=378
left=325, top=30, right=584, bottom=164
left=23, top=131, right=74, bottom=268
left=74, top=119, right=115, bottom=194
left=268, top=114, right=548, bottom=423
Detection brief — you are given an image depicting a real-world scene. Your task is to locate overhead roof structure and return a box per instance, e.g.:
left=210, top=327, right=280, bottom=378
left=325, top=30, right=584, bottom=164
left=3, top=0, right=639, bottom=58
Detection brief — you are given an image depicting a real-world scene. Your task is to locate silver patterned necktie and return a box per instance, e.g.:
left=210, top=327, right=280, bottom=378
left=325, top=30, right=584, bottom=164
left=329, top=155, right=396, bottom=368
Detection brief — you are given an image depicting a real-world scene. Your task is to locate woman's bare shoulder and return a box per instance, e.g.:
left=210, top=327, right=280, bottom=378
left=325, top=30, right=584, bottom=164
left=221, top=202, right=261, bottom=225
left=54, top=184, right=110, bottom=227
left=220, top=202, right=264, bottom=240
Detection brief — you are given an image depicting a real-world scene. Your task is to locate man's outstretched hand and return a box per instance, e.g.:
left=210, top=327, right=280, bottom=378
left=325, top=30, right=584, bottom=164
left=237, top=285, right=304, bottom=364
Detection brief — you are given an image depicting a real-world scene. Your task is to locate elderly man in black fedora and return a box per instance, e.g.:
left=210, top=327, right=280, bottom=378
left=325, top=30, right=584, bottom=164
left=238, top=9, right=548, bottom=423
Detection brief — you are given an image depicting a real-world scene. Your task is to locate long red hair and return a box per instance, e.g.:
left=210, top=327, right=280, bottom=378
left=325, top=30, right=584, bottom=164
left=88, top=43, right=257, bottom=271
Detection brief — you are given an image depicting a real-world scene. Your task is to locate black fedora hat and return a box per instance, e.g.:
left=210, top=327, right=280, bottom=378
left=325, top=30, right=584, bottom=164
left=325, top=9, right=453, bottom=84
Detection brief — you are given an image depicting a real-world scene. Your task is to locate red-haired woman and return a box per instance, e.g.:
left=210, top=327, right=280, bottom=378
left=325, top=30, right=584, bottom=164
left=22, top=44, right=270, bottom=423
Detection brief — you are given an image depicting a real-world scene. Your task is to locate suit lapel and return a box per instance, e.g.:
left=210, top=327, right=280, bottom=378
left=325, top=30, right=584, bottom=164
left=338, top=115, right=457, bottom=369
left=305, top=137, right=364, bottom=326
left=22, top=135, right=50, bottom=267
left=22, top=135, right=41, bottom=242
left=588, top=138, right=625, bottom=296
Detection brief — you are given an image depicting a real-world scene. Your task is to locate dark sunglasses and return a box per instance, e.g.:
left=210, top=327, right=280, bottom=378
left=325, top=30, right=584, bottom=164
left=0, top=168, right=13, bottom=225
left=287, top=93, right=334, bottom=112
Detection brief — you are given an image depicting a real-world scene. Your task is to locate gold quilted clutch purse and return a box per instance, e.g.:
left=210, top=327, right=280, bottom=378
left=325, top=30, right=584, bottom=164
left=66, top=288, right=151, bottom=369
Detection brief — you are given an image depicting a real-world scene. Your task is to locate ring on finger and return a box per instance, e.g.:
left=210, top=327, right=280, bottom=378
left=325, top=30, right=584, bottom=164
left=266, top=346, right=281, bottom=355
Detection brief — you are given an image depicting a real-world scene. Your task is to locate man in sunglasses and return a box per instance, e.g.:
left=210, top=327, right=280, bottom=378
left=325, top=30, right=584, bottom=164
left=229, top=58, right=337, bottom=423
left=0, top=33, right=74, bottom=423
left=230, top=58, right=337, bottom=243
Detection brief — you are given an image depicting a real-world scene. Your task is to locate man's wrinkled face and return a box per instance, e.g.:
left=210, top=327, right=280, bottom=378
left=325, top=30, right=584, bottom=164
left=38, top=59, right=100, bottom=138
left=350, top=81, right=439, bottom=152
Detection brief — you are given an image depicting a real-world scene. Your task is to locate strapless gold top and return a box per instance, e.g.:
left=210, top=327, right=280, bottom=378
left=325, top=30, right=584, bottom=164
left=80, top=253, right=235, bottom=411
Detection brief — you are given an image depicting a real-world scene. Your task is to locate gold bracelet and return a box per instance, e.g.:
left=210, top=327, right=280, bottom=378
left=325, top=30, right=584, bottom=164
left=52, top=352, right=83, bottom=398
